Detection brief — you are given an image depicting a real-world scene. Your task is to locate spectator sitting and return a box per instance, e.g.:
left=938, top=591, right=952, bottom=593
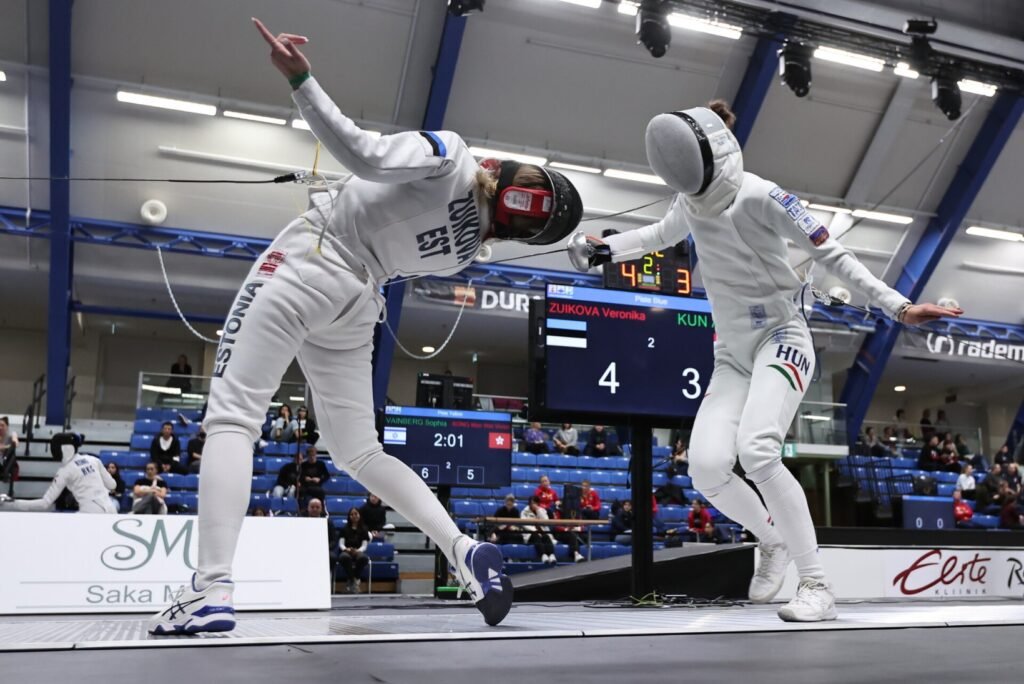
left=339, top=507, right=372, bottom=593
left=358, top=493, right=389, bottom=540
left=882, top=426, right=898, bottom=449
left=994, top=444, right=1014, bottom=467
left=976, top=464, right=1003, bottom=512
left=584, top=425, right=619, bottom=456
left=523, top=422, right=548, bottom=455
left=953, top=433, right=972, bottom=459
left=579, top=480, right=601, bottom=520
left=0, top=416, right=19, bottom=458
left=939, top=441, right=961, bottom=473
left=292, top=406, right=319, bottom=445
left=533, top=475, right=560, bottom=511
left=149, top=422, right=185, bottom=475
left=667, top=439, right=689, bottom=478
left=186, top=429, right=206, bottom=474
left=552, top=423, right=579, bottom=456
left=989, top=480, right=1014, bottom=516
left=272, top=404, right=295, bottom=443
left=521, top=495, right=556, bottom=564
left=684, top=499, right=720, bottom=543
left=132, top=462, right=168, bottom=514
left=999, top=494, right=1024, bottom=530
left=305, top=498, right=339, bottom=585
left=551, top=504, right=585, bottom=563
left=272, top=452, right=303, bottom=499
left=920, top=409, right=935, bottom=443
left=1004, top=463, right=1022, bottom=499
left=106, top=462, right=126, bottom=508
left=916, top=436, right=942, bottom=471
left=488, top=494, right=521, bottom=545
left=299, top=445, right=330, bottom=506
left=956, top=464, right=976, bottom=500
left=864, top=427, right=889, bottom=457
left=168, top=354, right=193, bottom=393
left=610, top=499, right=634, bottom=545
left=953, top=489, right=973, bottom=527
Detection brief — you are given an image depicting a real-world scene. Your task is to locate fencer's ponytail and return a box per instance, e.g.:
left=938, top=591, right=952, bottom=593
left=475, top=168, right=498, bottom=200
left=708, top=99, right=736, bottom=130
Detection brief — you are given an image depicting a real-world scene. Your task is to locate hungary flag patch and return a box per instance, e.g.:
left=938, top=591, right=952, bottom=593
left=768, top=363, right=805, bottom=392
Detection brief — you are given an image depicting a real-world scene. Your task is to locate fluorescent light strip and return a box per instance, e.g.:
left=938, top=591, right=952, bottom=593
left=851, top=208, right=914, bottom=225
left=808, top=203, right=853, bottom=215
left=117, top=90, right=216, bottom=116
left=289, top=395, right=306, bottom=402
left=668, top=13, right=743, bottom=40
left=603, top=168, right=665, bottom=185
left=141, top=384, right=182, bottom=396
left=553, top=0, right=603, bottom=8
left=0, top=71, right=6, bottom=82
left=958, top=79, right=997, bottom=97
left=469, top=146, right=548, bottom=166
left=223, top=110, right=287, bottom=126
left=894, top=385, right=906, bottom=392
left=893, top=62, right=919, bottom=79
left=292, top=119, right=311, bottom=130
left=549, top=161, right=602, bottom=174
left=813, top=46, right=885, bottom=72
left=421, top=346, right=436, bottom=353
left=800, top=415, right=832, bottom=422
left=965, top=226, right=1023, bottom=242
left=181, top=393, right=206, bottom=400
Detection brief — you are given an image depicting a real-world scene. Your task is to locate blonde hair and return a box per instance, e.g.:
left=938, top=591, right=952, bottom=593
left=475, top=163, right=551, bottom=234
left=708, top=99, right=736, bottom=130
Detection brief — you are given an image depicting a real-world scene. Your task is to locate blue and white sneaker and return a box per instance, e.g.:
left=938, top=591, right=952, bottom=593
left=451, top=536, right=514, bottom=626
left=148, top=574, right=236, bottom=635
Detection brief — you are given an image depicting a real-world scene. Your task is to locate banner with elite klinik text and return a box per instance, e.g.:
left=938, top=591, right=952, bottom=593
left=0, top=513, right=330, bottom=614
left=767, top=546, right=1024, bottom=600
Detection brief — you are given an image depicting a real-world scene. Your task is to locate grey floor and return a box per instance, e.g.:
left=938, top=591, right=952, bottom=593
left=1, top=598, right=1022, bottom=683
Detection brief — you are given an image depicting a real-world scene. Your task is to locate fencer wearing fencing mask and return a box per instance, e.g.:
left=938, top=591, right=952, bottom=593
left=0, top=432, right=118, bottom=513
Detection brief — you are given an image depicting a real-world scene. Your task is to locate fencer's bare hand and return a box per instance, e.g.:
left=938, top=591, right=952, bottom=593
left=901, top=303, right=964, bottom=326
left=252, top=17, right=311, bottom=80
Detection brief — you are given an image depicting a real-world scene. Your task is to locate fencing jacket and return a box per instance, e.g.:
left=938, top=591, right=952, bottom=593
left=605, top=157, right=909, bottom=349
left=291, top=77, right=488, bottom=284
left=3, top=453, right=117, bottom=513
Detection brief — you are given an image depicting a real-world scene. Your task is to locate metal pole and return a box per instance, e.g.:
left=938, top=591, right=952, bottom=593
left=629, top=419, right=654, bottom=599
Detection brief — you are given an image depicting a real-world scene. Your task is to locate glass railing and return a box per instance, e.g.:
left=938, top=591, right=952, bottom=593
left=860, top=419, right=984, bottom=456
left=789, top=401, right=848, bottom=446
left=137, top=372, right=308, bottom=411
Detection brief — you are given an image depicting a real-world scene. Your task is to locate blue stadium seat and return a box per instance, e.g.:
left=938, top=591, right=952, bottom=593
left=936, top=483, right=956, bottom=497
left=652, top=446, right=671, bottom=458
left=661, top=505, right=686, bottom=523
left=323, top=479, right=349, bottom=495
left=366, top=542, right=395, bottom=561
left=252, top=456, right=266, bottom=474
left=513, top=484, right=535, bottom=500
left=452, top=500, right=482, bottom=518
left=536, top=453, right=557, bottom=468
left=671, top=475, right=692, bottom=488
left=549, top=468, right=569, bottom=483
left=249, top=493, right=269, bottom=511
left=178, top=474, right=199, bottom=490
left=133, top=419, right=165, bottom=435
left=270, top=497, right=296, bottom=515
left=608, top=456, right=630, bottom=471
left=264, top=456, right=292, bottom=473
left=607, top=471, right=629, bottom=487
left=501, top=544, right=535, bottom=561
left=652, top=472, right=668, bottom=487
left=130, top=434, right=154, bottom=450
left=590, top=544, right=629, bottom=559
left=575, top=456, right=596, bottom=469
left=251, top=474, right=275, bottom=492
left=161, top=473, right=188, bottom=489
left=164, top=492, right=183, bottom=509
left=264, top=442, right=293, bottom=456
left=180, top=492, right=199, bottom=512
left=892, top=457, right=916, bottom=469
left=588, top=470, right=612, bottom=485
left=933, top=472, right=959, bottom=484
left=512, top=453, right=536, bottom=466
left=972, top=514, right=999, bottom=529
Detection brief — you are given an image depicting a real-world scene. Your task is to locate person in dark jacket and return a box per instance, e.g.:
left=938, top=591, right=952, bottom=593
left=611, top=499, right=634, bottom=544
left=488, top=494, right=521, bottom=545
left=339, top=507, right=372, bottom=593
left=272, top=452, right=303, bottom=499
left=584, top=425, right=619, bottom=457
left=359, top=493, right=388, bottom=540
left=186, top=430, right=206, bottom=474
left=299, top=445, right=330, bottom=506
left=149, top=422, right=186, bottom=474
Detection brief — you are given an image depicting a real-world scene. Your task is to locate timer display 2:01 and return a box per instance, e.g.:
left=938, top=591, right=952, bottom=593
left=433, top=432, right=463, bottom=448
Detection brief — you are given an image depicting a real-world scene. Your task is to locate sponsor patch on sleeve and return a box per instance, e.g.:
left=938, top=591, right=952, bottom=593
left=809, top=226, right=830, bottom=246
left=769, top=186, right=801, bottom=210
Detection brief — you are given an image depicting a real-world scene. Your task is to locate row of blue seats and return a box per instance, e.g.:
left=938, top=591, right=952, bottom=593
left=114, top=469, right=372, bottom=500
left=454, top=483, right=704, bottom=505
left=511, top=466, right=629, bottom=486
left=841, top=464, right=963, bottom=485
left=511, top=453, right=634, bottom=470
left=451, top=500, right=716, bottom=524
left=156, top=493, right=374, bottom=515
left=102, top=450, right=356, bottom=477
left=334, top=542, right=398, bottom=581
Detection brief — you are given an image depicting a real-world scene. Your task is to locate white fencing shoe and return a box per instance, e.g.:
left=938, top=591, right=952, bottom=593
left=777, top=578, right=838, bottom=622
left=749, top=542, right=790, bottom=604
left=451, top=536, right=513, bottom=626
left=148, top=574, right=236, bottom=635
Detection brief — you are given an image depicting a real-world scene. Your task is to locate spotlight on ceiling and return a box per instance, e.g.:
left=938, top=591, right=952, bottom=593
left=903, top=18, right=938, bottom=36
left=447, top=0, right=484, bottom=17
left=932, top=71, right=962, bottom=120
left=636, top=0, right=671, bottom=58
left=778, top=42, right=813, bottom=97
left=903, top=18, right=937, bottom=74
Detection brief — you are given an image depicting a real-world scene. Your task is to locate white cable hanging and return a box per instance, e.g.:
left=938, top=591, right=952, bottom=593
left=155, top=245, right=221, bottom=344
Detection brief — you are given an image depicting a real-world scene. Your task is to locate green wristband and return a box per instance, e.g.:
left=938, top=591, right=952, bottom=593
left=289, top=71, right=311, bottom=89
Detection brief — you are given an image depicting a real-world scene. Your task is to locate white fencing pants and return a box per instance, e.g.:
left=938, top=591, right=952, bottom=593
left=197, top=221, right=463, bottom=587
left=689, top=322, right=825, bottom=580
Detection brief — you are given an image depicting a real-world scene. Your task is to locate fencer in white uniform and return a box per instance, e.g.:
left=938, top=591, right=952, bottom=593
left=0, top=433, right=117, bottom=514
left=569, top=103, right=961, bottom=621
left=149, top=20, right=584, bottom=635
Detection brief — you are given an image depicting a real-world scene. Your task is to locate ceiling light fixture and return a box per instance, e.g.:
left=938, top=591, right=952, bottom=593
left=553, top=0, right=603, bottom=8
left=422, top=346, right=436, bottom=353
left=808, top=203, right=853, bottom=214
left=668, top=13, right=742, bottom=40
left=549, top=161, right=602, bottom=174
left=469, top=146, right=548, bottom=166
left=636, top=0, right=671, bottom=58
left=223, top=110, right=287, bottom=126
left=603, top=168, right=665, bottom=185
left=958, top=78, right=997, bottom=97
left=813, top=46, right=885, bottom=72
left=116, top=90, right=216, bottom=116
left=851, top=208, right=914, bottom=225
left=965, top=226, right=1024, bottom=242
left=893, top=62, right=920, bottom=79
left=778, top=42, right=813, bottom=97
left=291, top=119, right=311, bottom=130
left=894, top=385, right=907, bottom=392
left=932, top=72, right=962, bottom=120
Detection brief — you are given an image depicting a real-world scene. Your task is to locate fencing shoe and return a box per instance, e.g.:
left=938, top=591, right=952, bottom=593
left=148, top=574, right=236, bottom=635
left=451, top=536, right=513, bottom=626
left=777, top=578, right=838, bottom=622
left=749, top=542, right=790, bottom=603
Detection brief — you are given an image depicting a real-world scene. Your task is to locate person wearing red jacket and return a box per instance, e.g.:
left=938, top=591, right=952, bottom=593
left=580, top=480, right=601, bottom=520
left=953, top=489, right=973, bottom=525
left=687, top=500, right=715, bottom=542
left=534, top=475, right=560, bottom=511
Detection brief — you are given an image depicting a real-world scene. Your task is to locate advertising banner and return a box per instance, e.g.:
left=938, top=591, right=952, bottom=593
left=0, top=513, right=330, bottom=614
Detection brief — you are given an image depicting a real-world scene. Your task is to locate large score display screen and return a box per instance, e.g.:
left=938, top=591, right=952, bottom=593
left=535, top=284, right=715, bottom=420
left=381, top=406, right=512, bottom=487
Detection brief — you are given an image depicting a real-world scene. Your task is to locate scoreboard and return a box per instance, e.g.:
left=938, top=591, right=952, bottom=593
left=381, top=406, right=512, bottom=487
left=602, top=241, right=693, bottom=296
left=529, top=284, right=715, bottom=422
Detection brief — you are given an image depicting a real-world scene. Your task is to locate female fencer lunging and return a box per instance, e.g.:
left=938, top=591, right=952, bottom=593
left=568, top=100, right=961, bottom=621
left=150, top=18, right=583, bottom=634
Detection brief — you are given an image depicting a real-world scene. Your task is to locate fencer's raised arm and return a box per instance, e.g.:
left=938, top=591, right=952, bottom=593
left=2, top=467, right=69, bottom=512
left=761, top=186, right=910, bottom=320
left=603, top=196, right=691, bottom=263
left=292, top=78, right=461, bottom=184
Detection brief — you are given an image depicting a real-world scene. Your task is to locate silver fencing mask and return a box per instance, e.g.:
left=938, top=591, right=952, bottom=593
left=645, top=107, right=737, bottom=195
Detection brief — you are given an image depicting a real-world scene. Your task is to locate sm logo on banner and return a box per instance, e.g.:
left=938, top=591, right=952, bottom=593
left=100, top=518, right=196, bottom=571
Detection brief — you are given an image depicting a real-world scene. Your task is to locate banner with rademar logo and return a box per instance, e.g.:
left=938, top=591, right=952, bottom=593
left=0, top=513, right=330, bottom=614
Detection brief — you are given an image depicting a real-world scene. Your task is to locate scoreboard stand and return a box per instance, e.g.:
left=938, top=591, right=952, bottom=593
left=628, top=418, right=655, bottom=599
